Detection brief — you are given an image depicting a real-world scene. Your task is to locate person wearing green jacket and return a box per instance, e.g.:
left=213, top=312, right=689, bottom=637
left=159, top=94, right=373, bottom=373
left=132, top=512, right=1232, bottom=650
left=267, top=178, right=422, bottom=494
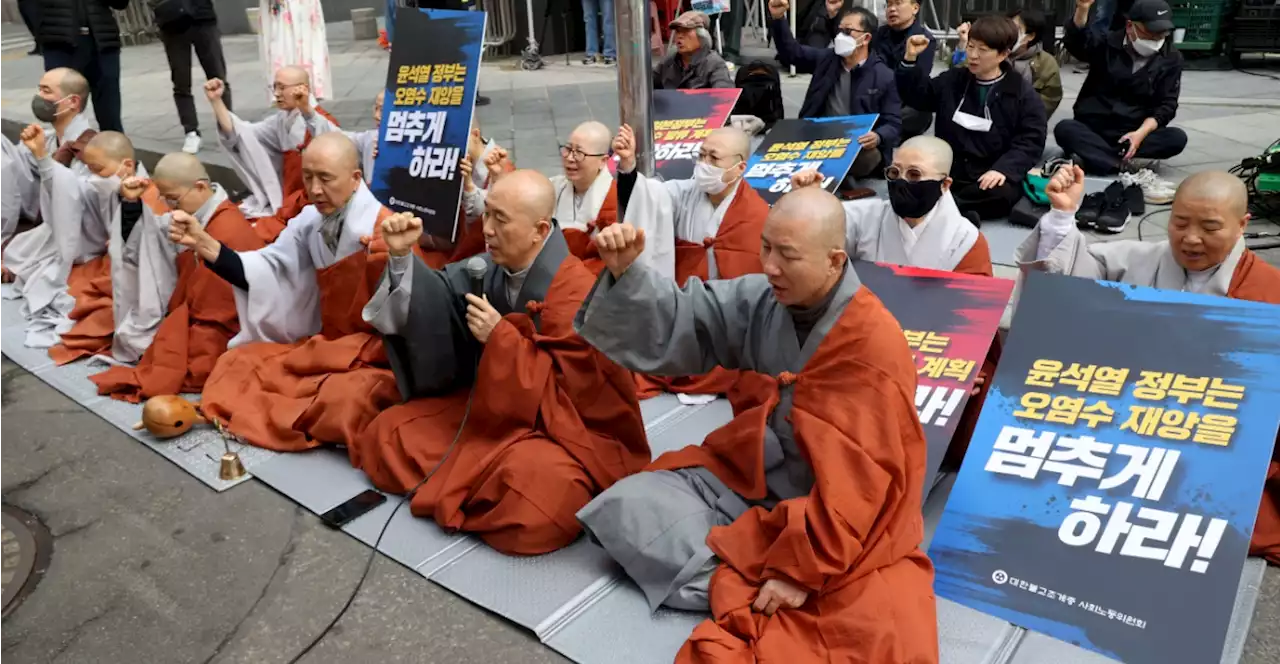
left=952, top=8, right=1063, bottom=117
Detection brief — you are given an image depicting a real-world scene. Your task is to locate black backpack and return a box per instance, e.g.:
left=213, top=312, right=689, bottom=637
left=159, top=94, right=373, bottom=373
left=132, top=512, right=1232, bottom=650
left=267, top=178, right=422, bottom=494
left=731, top=60, right=785, bottom=130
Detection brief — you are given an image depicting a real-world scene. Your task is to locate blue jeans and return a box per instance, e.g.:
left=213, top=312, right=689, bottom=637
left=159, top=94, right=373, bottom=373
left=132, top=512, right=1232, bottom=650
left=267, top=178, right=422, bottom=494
left=385, top=0, right=397, bottom=42
left=582, top=0, right=616, bottom=58
left=1090, top=0, right=1115, bottom=32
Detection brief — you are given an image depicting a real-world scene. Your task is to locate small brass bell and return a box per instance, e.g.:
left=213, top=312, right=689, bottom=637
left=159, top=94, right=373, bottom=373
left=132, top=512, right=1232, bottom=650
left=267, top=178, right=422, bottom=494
left=219, top=451, right=247, bottom=481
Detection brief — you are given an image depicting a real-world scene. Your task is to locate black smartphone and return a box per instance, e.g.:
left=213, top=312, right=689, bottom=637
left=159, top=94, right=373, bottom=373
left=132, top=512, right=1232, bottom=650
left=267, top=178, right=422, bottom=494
left=319, top=489, right=387, bottom=529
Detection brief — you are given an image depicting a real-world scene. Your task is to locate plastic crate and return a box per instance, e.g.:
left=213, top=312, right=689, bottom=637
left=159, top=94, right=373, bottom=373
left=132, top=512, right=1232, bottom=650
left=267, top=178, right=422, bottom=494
left=1171, top=0, right=1231, bottom=51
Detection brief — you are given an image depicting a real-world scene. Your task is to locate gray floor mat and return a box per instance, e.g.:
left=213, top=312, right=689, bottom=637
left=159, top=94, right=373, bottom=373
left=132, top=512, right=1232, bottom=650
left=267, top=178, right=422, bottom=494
left=542, top=580, right=706, bottom=664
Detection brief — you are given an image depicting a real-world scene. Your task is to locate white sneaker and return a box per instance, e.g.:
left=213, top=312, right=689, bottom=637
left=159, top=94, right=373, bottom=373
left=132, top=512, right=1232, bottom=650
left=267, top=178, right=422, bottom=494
left=1119, top=168, right=1175, bottom=204
left=182, top=131, right=202, bottom=154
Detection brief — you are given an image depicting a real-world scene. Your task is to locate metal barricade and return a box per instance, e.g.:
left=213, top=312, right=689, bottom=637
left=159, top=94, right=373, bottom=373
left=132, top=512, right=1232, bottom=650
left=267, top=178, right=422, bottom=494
left=395, top=1, right=519, bottom=50
left=114, top=4, right=160, bottom=46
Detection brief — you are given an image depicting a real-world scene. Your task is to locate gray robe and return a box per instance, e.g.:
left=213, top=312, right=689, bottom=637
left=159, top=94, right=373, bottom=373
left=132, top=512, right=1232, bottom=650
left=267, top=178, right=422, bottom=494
left=362, top=225, right=573, bottom=401
left=1, top=114, right=93, bottom=239
left=572, top=261, right=863, bottom=612
left=217, top=109, right=318, bottom=218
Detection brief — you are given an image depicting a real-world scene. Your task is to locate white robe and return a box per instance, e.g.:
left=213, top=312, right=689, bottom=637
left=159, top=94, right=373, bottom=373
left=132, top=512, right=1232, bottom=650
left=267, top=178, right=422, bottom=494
left=841, top=191, right=981, bottom=271
left=217, top=109, right=319, bottom=218
left=2, top=114, right=93, bottom=238
left=229, top=181, right=383, bottom=347
left=1, top=157, right=145, bottom=348
left=258, top=0, right=333, bottom=101
left=1015, top=208, right=1246, bottom=296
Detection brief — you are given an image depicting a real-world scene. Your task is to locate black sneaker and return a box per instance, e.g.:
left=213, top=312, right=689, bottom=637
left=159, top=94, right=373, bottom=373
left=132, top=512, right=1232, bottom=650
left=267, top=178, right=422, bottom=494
left=474, top=94, right=490, bottom=107
left=1124, top=184, right=1145, bottom=216
left=602, top=56, right=616, bottom=66
left=1095, top=182, right=1131, bottom=234
left=582, top=55, right=598, bottom=65
left=1076, top=192, right=1105, bottom=228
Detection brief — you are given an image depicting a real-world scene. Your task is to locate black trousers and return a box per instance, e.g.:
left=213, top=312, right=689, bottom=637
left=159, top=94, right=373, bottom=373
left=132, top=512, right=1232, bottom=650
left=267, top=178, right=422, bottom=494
left=951, top=178, right=1022, bottom=221
left=18, top=0, right=41, bottom=51
left=901, top=106, right=934, bottom=140
left=43, top=35, right=122, bottom=132
left=160, top=20, right=232, bottom=135
left=1054, top=118, right=1188, bottom=175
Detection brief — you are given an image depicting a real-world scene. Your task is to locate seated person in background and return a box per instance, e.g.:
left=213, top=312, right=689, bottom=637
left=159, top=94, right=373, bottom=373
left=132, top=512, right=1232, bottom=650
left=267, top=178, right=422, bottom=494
left=574, top=190, right=937, bottom=662
left=5, top=129, right=135, bottom=355
left=180, top=133, right=401, bottom=452
left=1, top=68, right=95, bottom=247
left=612, top=123, right=768, bottom=397
left=953, top=9, right=1063, bottom=117
left=208, top=67, right=339, bottom=237
left=898, top=16, right=1047, bottom=222
left=1022, top=166, right=1280, bottom=565
left=768, top=0, right=901, bottom=181
left=309, top=91, right=383, bottom=182
left=352, top=170, right=650, bottom=555
left=91, top=153, right=265, bottom=401
left=653, top=12, right=733, bottom=91
left=800, top=0, right=849, bottom=49
left=876, top=0, right=936, bottom=139
left=1054, top=0, right=1186, bottom=175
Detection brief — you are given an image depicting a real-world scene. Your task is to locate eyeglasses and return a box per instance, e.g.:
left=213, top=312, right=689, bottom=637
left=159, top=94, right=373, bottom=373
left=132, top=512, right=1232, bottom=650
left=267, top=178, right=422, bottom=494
left=697, top=151, right=746, bottom=165
left=162, top=181, right=207, bottom=207
left=837, top=27, right=869, bottom=36
left=559, top=145, right=608, bottom=161
left=884, top=166, right=943, bottom=183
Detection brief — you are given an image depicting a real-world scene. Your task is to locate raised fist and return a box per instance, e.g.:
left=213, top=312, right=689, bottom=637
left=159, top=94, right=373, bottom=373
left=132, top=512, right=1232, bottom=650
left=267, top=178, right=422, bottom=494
left=594, top=223, right=646, bottom=280
left=955, top=22, right=971, bottom=50
left=905, top=35, right=930, bottom=61
left=204, top=78, right=225, bottom=102
left=1046, top=164, right=1086, bottom=213
left=460, top=155, right=475, bottom=193
left=790, top=169, right=824, bottom=190
left=768, top=0, right=789, bottom=20
left=467, top=127, right=486, bottom=164
left=169, top=210, right=209, bottom=249
left=613, top=124, right=636, bottom=173
left=483, top=145, right=509, bottom=185
left=20, top=123, right=45, bottom=159
left=381, top=211, right=423, bottom=257
left=120, top=176, right=150, bottom=202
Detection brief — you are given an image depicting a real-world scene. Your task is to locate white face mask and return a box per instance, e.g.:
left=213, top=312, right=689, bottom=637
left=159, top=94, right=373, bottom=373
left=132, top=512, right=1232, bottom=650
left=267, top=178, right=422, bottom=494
left=694, top=161, right=732, bottom=195
left=833, top=33, right=858, bottom=57
left=89, top=172, right=122, bottom=199
left=1128, top=28, right=1165, bottom=56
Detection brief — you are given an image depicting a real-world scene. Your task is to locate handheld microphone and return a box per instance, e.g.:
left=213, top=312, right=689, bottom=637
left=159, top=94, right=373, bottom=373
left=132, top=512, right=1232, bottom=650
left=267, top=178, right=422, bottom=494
left=465, top=256, right=486, bottom=298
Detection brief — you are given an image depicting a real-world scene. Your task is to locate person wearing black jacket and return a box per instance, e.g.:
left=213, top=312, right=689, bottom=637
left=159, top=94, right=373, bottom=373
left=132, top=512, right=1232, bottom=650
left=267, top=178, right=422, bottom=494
left=801, top=0, right=847, bottom=49
left=39, top=0, right=130, bottom=132
left=770, top=1, right=901, bottom=179
left=876, top=0, right=936, bottom=139
left=151, top=0, right=231, bottom=155
left=1054, top=0, right=1186, bottom=175
left=897, top=16, right=1047, bottom=221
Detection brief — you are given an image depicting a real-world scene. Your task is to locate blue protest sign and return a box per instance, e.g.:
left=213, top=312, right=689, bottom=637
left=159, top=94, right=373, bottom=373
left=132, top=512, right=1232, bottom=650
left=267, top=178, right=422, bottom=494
left=742, top=115, right=877, bottom=205
left=371, top=8, right=486, bottom=241
left=931, top=271, right=1280, bottom=664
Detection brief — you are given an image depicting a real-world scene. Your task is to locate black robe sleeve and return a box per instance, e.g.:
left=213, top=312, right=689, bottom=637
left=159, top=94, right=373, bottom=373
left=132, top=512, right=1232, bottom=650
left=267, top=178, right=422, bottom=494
left=381, top=255, right=483, bottom=401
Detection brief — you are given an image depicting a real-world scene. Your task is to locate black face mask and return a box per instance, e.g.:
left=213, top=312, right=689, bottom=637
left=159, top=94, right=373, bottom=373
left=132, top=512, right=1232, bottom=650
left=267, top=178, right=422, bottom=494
left=31, top=95, right=60, bottom=123
left=887, top=178, right=945, bottom=219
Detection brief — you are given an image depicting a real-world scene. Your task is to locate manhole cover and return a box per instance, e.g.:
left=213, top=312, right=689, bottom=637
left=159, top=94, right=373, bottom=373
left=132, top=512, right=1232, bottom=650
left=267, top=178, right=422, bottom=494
left=2, top=505, right=52, bottom=617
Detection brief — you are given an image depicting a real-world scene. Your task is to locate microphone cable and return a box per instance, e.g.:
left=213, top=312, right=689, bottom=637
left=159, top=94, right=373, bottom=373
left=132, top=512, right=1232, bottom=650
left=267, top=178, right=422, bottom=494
left=286, top=361, right=479, bottom=664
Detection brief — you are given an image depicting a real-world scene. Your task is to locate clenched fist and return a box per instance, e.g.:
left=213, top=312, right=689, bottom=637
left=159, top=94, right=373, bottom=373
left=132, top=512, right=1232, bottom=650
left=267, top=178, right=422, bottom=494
left=20, top=124, right=46, bottom=159
left=381, top=211, right=424, bottom=257
left=204, top=78, right=226, bottom=102
left=790, top=169, right=824, bottom=190
left=1046, top=164, right=1086, bottom=213
left=613, top=124, right=636, bottom=173
left=905, top=35, right=930, bottom=62
left=120, top=176, right=150, bottom=202
left=594, top=223, right=646, bottom=279
left=169, top=210, right=220, bottom=261
left=768, top=0, right=789, bottom=20
left=483, top=145, right=509, bottom=185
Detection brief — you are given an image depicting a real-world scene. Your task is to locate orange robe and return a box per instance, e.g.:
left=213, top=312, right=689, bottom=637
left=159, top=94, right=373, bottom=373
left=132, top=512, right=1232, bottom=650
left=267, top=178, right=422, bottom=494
left=352, top=244, right=650, bottom=555
left=560, top=187, right=620, bottom=276
left=47, top=255, right=113, bottom=365
left=199, top=209, right=402, bottom=451
left=89, top=198, right=266, bottom=401
left=1226, top=250, right=1280, bottom=565
left=253, top=105, right=340, bottom=244
left=650, top=288, right=938, bottom=663
left=635, top=184, right=770, bottom=399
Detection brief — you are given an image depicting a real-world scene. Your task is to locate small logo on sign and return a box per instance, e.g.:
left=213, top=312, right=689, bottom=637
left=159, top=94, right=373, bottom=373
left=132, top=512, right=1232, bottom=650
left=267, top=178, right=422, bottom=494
left=992, top=569, right=1009, bottom=584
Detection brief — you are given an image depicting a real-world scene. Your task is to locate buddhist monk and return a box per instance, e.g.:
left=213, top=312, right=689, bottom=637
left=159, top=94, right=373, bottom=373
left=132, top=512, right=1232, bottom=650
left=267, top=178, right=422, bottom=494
left=2, top=68, right=94, bottom=273
left=90, top=153, right=265, bottom=401
left=573, top=188, right=938, bottom=662
left=794, top=134, right=996, bottom=468
left=1023, top=166, right=1280, bottom=566
left=176, top=132, right=400, bottom=451
left=350, top=169, right=650, bottom=555
left=612, top=123, right=770, bottom=398
left=207, top=67, right=339, bottom=239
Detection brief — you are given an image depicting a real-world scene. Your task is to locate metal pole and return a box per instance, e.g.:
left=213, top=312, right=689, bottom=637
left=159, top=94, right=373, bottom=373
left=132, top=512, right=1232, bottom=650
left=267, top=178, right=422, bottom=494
left=614, top=0, right=655, bottom=175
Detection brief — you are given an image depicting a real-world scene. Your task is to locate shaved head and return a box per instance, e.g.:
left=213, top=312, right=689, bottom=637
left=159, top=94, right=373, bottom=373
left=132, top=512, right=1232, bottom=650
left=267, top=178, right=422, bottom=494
left=153, top=152, right=209, bottom=186
left=81, top=131, right=136, bottom=179
left=85, top=131, right=135, bottom=161
left=704, top=127, right=751, bottom=164
left=273, top=65, right=312, bottom=110
left=896, top=135, right=954, bottom=176
left=48, top=68, right=90, bottom=109
left=1168, top=170, right=1251, bottom=272
left=562, top=121, right=614, bottom=189
left=570, top=121, right=613, bottom=154
left=302, top=133, right=363, bottom=213
left=484, top=169, right=556, bottom=269
left=275, top=65, right=311, bottom=87
left=761, top=188, right=848, bottom=307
